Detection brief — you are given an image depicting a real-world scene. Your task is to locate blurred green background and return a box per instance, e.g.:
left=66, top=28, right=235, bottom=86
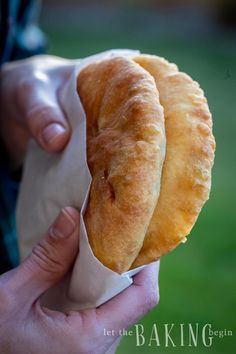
left=40, top=0, right=236, bottom=353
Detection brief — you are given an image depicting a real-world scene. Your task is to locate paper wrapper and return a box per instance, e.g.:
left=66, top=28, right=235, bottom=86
left=16, top=49, right=146, bottom=311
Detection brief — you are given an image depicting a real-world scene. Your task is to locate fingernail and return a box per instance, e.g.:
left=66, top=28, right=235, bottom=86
left=42, top=123, right=67, bottom=146
left=50, top=208, right=77, bottom=239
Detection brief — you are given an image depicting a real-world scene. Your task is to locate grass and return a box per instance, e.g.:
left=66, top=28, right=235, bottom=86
left=43, top=22, right=236, bottom=353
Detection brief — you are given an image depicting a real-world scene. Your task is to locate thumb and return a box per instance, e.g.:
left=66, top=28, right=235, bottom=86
left=16, top=76, right=70, bottom=152
left=11, top=207, right=80, bottom=303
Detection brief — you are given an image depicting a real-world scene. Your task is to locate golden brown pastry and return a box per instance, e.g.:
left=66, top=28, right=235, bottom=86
left=77, top=57, right=166, bottom=273
left=131, top=55, right=215, bottom=268
left=77, top=53, right=215, bottom=273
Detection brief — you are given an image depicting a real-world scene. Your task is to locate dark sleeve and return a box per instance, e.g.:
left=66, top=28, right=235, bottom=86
left=0, top=142, right=20, bottom=274
left=0, top=0, right=47, bottom=65
left=0, top=0, right=46, bottom=272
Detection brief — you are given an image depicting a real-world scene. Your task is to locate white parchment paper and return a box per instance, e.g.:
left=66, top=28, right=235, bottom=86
left=16, top=49, right=146, bottom=311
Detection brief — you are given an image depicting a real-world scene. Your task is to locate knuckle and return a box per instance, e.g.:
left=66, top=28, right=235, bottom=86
left=26, top=104, right=49, bottom=121
left=67, top=311, right=101, bottom=353
left=16, top=77, right=35, bottom=93
left=15, top=77, right=34, bottom=105
left=29, top=239, right=63, bottom=275
left=15, top=75, right=54, bottom=126
left=80, top=310, right=100, bottom=336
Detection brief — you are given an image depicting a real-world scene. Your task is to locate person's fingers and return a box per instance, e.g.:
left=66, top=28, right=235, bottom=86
left=95, top=261, right=160, bottom=333
left=16, top=76, right=70, bottom=152
left=7, top=207, right=80, bottom=304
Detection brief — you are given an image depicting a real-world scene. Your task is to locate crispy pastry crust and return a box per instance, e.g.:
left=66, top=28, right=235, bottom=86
left=131, top=55, right=215, bottom=268
left=77, top=57, right=166, bottom=273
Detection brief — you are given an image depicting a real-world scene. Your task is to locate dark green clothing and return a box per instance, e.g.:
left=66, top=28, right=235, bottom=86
left=0, top=0, right=46, bottom=273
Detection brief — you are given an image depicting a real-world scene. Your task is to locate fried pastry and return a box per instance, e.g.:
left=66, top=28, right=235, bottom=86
left=77, top=57, right=166, bottom=273
left=131, top=55, right=215, bottom=268
left=77, top=54, right=215, bottom=273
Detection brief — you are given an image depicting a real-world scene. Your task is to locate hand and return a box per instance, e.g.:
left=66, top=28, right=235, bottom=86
left=0, top=207, right=160, bottom=354
left=0, top=55, right=76, bottom=168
